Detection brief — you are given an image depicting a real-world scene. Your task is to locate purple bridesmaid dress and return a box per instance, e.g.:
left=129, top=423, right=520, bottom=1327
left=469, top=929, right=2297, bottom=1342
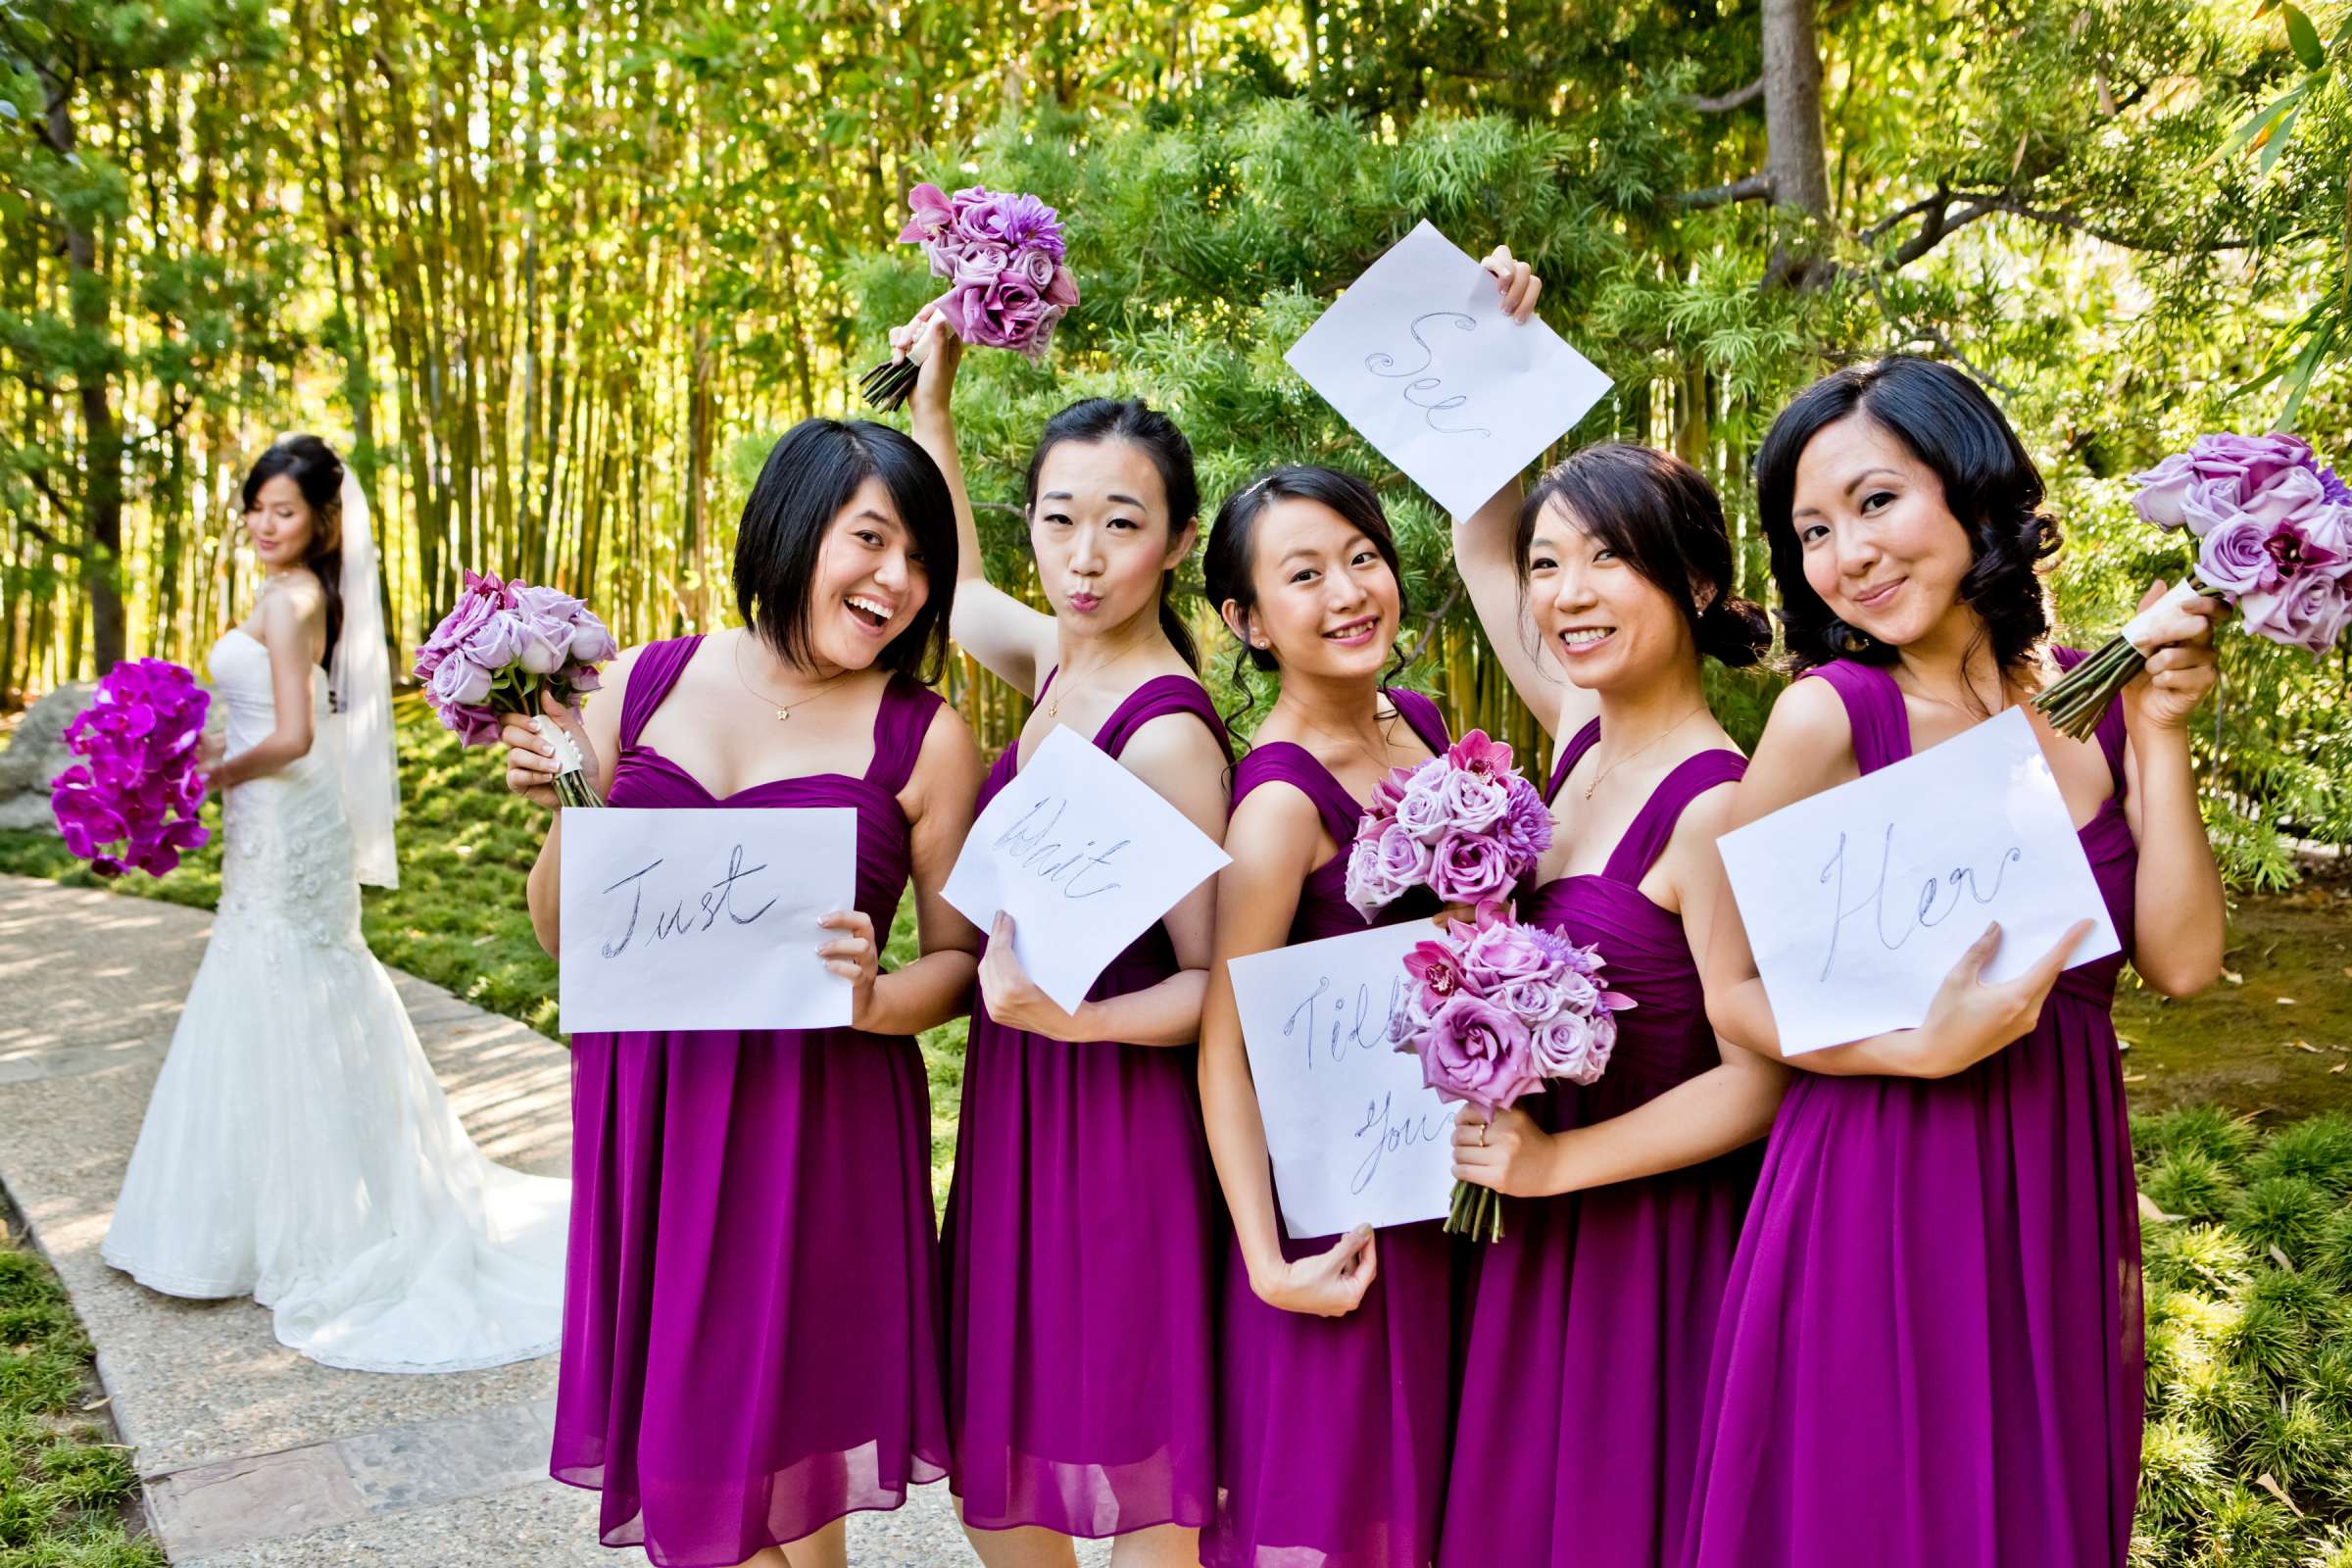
left=1203, top=688, right=1457, bottom=1568
left=550, top=636, right=952, bottom=1567
left=1440, top=724, right=1757, bottom=1568
left=942, top=673, right=1231, bottom=1537
left=1684, top=652, right=2143, bottom=1568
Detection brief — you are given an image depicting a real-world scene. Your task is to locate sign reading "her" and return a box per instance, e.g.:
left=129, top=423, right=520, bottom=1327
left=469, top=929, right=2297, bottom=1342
left=943, top=725, right=1231, bottom=1013
left=1717, top=709, right=2119, bottom=1055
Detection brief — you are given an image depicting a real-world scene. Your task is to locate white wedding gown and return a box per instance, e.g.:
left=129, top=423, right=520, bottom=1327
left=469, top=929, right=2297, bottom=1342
left=101, top=628, right=569, bottom=1374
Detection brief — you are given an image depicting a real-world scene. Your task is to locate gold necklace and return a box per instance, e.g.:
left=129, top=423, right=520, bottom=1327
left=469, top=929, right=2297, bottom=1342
left=1043, top=647, right=1151, bottom=719
left=1583, top=704, right=1707, bottom=802
left=733, top=634, right=854, bottom=722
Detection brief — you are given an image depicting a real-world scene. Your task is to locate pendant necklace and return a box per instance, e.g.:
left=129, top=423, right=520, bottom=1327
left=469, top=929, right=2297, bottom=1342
left=1583, top=704, right=1707, bottom=801
left=734, top=634, right=854, bottom=721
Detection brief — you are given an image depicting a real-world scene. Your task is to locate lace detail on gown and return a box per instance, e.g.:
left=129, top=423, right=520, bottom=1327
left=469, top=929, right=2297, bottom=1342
left=100, top=629, right=569, bottom=1374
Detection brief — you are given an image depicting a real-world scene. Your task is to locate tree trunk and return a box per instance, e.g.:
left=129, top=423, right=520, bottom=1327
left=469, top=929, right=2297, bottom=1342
left=46, top=77, right=125, bottom=674
left=1761, top=0, right=1832, bottom=287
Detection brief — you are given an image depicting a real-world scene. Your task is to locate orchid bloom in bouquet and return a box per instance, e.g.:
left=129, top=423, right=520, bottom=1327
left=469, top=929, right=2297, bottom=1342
left=1344, top=730, right=1552, bottom=919
left=2034, top=432, right=2351, bottom=741
left=414, top=570, right=617, bottom=807
left=49, top=659, right=212, bottom=877
left=1389, top=901, right=1633, bottom=1242
left=859, top=181, right=1080, bottom=412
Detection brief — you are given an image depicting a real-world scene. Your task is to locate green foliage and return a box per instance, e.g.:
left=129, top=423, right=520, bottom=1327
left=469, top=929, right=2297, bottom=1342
left=2137, top=1114, right=2352, bottom=1563
left=0, top=1222, right=161, bottom=1567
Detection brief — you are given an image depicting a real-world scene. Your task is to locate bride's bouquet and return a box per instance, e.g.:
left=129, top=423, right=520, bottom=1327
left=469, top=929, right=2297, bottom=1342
left=415, top=570, right=617, bottom=808
left=49, top=659, right=212, bottom=877
left=1391, top=901, right=1631, bottom=1242
left=859, top=182, right=1080, bottom=412
left=1344, top=731, right=1551, bottom=918
left=2034, top=432, right=2352, bottom=740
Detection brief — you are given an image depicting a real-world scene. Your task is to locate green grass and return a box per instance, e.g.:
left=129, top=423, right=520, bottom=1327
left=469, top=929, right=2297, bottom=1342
left=0, top=1212, right=162, bottom=1568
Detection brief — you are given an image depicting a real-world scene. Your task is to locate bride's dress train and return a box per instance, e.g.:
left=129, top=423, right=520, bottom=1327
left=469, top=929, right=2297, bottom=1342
left=102, top=627, right=568, bottom=1374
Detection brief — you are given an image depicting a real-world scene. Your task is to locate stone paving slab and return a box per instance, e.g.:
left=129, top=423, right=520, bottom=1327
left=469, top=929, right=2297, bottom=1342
left=0, top=874, right=1011, bottom=1565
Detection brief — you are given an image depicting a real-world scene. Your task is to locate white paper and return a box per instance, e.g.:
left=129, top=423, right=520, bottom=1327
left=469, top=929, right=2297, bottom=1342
left=943, top=725, right=1232, bottom=1013
left=560, top=807, right=857, bottom=1033
left=1717, top=709, right=2121, bottom=1055
left=1283, top=220, right=1615, bottom=519
left=1229, top=922, right=1460, bottom=1237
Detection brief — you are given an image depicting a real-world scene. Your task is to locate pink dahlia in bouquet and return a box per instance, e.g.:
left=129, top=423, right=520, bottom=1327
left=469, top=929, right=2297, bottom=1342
left=1345, top=730, right=1551, bottom=918
left=49, top=660, right=212, bottom=878
left=414, top=570, right=616, bottom=807
left=1390, top=901, right=1632, bottom=1242
left=2034, top=432, right=2351, bottom=741
left=860, top=181, right=1080, bottom=412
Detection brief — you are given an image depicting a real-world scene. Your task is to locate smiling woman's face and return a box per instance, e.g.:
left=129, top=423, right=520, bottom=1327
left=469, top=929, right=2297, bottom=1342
left=802, top=475, right=929, bottom=672
left=1790, top=413, right=1976, bottom=650
left=1233, top=496, right=1401, bottom=680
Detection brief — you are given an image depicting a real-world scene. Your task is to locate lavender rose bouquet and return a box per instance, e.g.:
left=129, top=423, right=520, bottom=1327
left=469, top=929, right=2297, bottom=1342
left=1344, top=731, right=1552, bottom=918
left=49, top=659, right=212, bottom=877
left=859, top=182, right=1081, bottom=412
left=414, top=570, right=617, bottom=807
left=2034, top=432, right=2351, bottom=741
left=1390, top=901, right=1632, bottom=1242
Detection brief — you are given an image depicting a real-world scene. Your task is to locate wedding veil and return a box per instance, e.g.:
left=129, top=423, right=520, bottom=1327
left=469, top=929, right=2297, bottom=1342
left=330, top=467, right=401, bottom=887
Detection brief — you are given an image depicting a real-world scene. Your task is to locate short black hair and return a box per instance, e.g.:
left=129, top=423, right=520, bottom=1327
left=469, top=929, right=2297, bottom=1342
left=1023, top=397, right=1201, bottom=669
left=1517, top=442, right=1772, bottom=668
left=734, top=417, right=957, bottom=683
left=1755, top=356, right=2059, bottom=673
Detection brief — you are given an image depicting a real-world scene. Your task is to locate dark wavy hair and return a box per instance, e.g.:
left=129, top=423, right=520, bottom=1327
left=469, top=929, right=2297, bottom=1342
left=735, top=417, right=957, bottom=684
left=241, top=435, right=346, bottom=673
left=1202, top=465, right=1410, bottom=729
left=1517, top=442, right=1772, bottom=668
left=1756, top=356, right=2060, bottom=673
left=1023, top=397, right=1200, bottom=669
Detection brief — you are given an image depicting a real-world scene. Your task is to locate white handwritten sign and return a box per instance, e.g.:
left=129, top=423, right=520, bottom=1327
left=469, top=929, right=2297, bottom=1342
left=1229, top=922, right=1459, bottom=1237
left=1283, top=220, right=1614, bottom=520
left=559, top=807, right=857, bottom=1033
left=1717, top=709, right=2120, bottom=1056
left=944, top=725, right=1232, bottom=1013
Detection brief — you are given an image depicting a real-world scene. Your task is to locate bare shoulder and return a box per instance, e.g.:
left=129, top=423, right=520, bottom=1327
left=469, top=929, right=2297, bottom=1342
left=1224, top=774, right=1321, bottom=865
left=1757, top=672, right=1852, bottom=753
left=906, top=698, right=983, bottom=813
left=1120, top=704, right=1231, bottom=781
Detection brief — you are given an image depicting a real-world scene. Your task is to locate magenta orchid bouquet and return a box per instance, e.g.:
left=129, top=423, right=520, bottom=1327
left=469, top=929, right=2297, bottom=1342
left=2034, top=432, right=2352, bottom=741
left=49, top=660, right=212, bottom=878
left=860, top=182, right=1081, bottom=412
left=1344, top=730, right=1552, bottom=918
left=414, top=570, right=616, bottom=807
left=1390, top=901, right=1632, bottom=1242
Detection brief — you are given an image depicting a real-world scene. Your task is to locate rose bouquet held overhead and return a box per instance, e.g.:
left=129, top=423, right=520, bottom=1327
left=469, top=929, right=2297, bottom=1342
left=1345, top=730, right=1552, bottom=918
left=860, top=181, right=1080, bottom=412
left=2034, top=432, right=2351, bottom=741
left=415, top=571, right=617, bottom=808
left=1390, top=902, right=1632, bottom=1242
left=48, top=660, right=213, bottom=877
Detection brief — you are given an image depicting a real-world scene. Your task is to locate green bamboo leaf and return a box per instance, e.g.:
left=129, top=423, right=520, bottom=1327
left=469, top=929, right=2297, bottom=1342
left=2282, top=4, right=2327, bottom=69
left=2217, top=77, right=2314, bottom=163
left=2259, top=98, right=2308, bottom=174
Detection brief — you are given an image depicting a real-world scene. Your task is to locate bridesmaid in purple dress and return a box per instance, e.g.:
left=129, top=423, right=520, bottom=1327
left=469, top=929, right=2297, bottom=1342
left=500, top=418, right=985, bottom=1568
left=1685, top=358, right=2227, bottom=1568
left=1439, top=441, right=1788, bottom=1568
left=897, top=321, right=1231, bottom=1567
left=1195, top=465, right=1488, bottom=1568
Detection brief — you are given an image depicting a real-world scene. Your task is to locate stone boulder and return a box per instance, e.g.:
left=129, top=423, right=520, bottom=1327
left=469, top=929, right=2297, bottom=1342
left=0, top=682, right=94, bottom=832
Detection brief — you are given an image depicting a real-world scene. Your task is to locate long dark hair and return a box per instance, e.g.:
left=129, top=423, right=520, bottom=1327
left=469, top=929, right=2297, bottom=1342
left=735, top=417, right=958, bottom=683
left=241, top=435, right=345, bottom=672
left=1202, top=465, right=1411, bottom=729
left=1755, top=356, right=2060, bottom=673
left=1022, top=397, right=1200, bottom=668
left=1517, top=442, right=1772, bottom=668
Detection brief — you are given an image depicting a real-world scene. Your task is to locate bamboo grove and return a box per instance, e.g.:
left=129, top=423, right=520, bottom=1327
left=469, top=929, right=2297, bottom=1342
left=4, top=0, right=2350, bottom=871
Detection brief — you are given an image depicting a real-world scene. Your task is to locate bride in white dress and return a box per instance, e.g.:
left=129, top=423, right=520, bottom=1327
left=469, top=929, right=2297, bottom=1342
left=101, top=433, right=569, bottom=1375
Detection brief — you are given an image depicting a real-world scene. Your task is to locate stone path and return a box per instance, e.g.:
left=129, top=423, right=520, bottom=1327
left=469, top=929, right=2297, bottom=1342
left=0, top=873, right=1065, bottom=1566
